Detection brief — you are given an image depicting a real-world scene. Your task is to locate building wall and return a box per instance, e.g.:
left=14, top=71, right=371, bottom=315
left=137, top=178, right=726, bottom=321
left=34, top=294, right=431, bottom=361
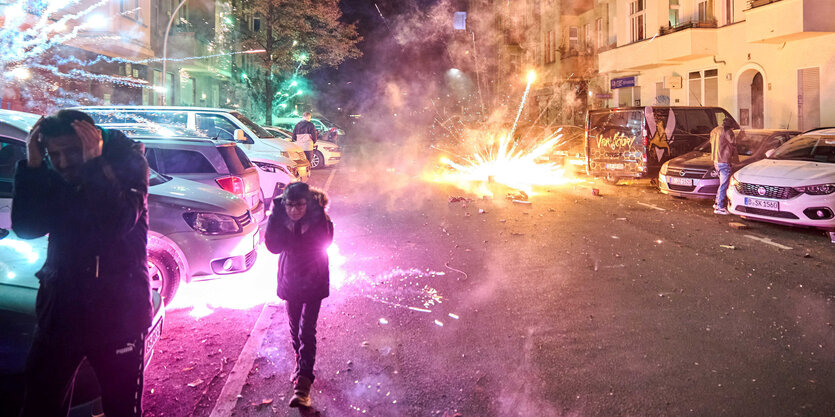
left=600, top=0, right=835, bottom=130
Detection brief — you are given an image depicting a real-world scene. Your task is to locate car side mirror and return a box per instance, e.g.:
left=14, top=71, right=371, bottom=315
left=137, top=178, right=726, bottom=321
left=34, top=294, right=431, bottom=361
left=234, top=129, right=246, bottom=142
left=765, top=149, right=776, bottom=158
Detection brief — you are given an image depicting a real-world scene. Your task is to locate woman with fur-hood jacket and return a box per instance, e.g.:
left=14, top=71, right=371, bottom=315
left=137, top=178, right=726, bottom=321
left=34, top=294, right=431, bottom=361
left=264, top=181, right=333, bottom=408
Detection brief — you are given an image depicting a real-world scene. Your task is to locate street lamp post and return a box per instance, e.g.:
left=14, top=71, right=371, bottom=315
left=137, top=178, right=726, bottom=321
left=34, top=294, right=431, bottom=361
left=160, top=0, right=189, bottom=105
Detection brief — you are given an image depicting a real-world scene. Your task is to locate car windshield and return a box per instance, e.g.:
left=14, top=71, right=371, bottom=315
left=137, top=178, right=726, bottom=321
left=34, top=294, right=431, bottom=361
left=772, top=135, right=835, bottom=163
left=693, top=131, right=772, bottom=155
left=229, top=111, right=275, bottom=138
left=149, top=169, right=171, bottom=186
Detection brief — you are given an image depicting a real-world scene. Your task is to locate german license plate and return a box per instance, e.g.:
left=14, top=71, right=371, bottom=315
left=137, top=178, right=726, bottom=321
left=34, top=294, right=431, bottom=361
left=606, top=163, right=625, bottom=170
left=145, top=319, right=162, bottom=359
left=744, top=197, right=779, bottom=211
left=668, top=176, right=693, bottom=186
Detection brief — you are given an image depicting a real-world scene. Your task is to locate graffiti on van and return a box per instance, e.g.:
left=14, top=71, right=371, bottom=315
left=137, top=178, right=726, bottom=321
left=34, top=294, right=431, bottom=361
left=595, top=132, right=637, bottom=150
left=645, top=106, right=676, bottom=163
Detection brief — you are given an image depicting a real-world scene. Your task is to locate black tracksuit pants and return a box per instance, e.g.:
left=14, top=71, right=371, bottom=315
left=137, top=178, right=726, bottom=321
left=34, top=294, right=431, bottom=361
left=19, top=333, right=145, bottom=417
left=286, top=300, right=322, bottom=382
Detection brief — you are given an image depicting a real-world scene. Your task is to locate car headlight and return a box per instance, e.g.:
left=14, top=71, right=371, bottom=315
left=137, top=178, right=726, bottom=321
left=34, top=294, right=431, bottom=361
left=730, top=175, right=739, bottom=189
left=280, top=151, right=290, bottom=158
left=660, top=162, right=668, bottom=175
left=322, top=146, right=338, bottom=152
left=254, top=161, right=290, bottom=175
left=707, top=169, right=719, bottom=178
left=183, top=212, right=243, bottom=235
left=793, top=183, right=835, bottom=195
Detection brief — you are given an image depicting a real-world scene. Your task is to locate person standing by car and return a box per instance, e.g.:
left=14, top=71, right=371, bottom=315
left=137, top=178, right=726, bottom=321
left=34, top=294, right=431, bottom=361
left=12, top=110, right=152, bottom=417
left=264, top=182, right=333, bottom=409
left=292, top=112, right=318, bottom=163
left=710, top=117, right=740, bottom=215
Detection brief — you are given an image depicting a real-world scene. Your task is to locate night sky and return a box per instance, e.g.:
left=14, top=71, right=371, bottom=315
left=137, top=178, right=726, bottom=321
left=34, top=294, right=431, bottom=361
left=312, top=0, right=455, bottom=125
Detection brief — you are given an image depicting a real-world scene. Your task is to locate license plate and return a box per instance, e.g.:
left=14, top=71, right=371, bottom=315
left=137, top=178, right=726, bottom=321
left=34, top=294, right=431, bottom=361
left=606, top=163, right=625, bottom=170
left=668, top=176, right=693, bottom=186
left=744, top=197, right=779, bottom=211
left=145, top=319, right=162, bottom=359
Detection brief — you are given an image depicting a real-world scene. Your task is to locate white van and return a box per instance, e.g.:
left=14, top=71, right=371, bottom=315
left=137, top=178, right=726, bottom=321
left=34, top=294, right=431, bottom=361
left=72, top=106, right=311, bottom=207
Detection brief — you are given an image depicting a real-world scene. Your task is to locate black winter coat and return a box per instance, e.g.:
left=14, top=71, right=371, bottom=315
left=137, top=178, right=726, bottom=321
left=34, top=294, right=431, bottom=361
left=291, top=120, right=319, bottom=143
left=12, top=129, right=152, bottom=348
left=264, top=191, right=333, bottom=303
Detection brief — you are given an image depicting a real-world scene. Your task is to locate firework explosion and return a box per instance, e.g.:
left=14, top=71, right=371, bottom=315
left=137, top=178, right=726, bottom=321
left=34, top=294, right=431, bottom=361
left=425, top=71, right=574, bottom=196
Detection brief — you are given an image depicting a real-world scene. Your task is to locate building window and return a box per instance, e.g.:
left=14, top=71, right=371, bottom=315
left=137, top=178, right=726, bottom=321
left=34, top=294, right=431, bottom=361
left=569, top=26, right=578, bottom=51
left=120, top=0, right=140, bottom=21
left=596, top=18, right=604, bottom=50
left=688, top=69, right=719, bottom=106
left=544, top=30, right=557, bottom=63
left=724, top=0, right=734, bottom=24
left=669, top=0, right=680, bottom=27
left=584, top=23, right=591, bottom=51
left=630, top=0, right=645, bottom=43
left=798, top=67, right=821, bottom=131
left=696, top=0, right=716, bottom=23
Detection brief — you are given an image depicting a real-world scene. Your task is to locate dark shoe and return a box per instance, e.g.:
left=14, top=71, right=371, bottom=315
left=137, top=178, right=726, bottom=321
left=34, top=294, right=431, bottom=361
left=289, top=375, right=312, bottom=408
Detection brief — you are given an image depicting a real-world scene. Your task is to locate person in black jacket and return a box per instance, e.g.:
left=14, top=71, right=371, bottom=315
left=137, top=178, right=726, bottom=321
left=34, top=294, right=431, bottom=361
left=13, top=110, right=151, bottom=417
left=265, top=182, right=333, bottom=408
left=292, top=112, right=318, bottom=163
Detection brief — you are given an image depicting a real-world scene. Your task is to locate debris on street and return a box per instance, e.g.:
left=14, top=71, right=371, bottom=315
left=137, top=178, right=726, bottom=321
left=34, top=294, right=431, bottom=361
left=187, top=378, right=204, bottom=388
left=512, top=200, right=532, bottom=205
left=720, top=245, right=736, bottom=250
left=506, top=191, right=528, bottom=201
left=729, top=222, right=748, bottom=229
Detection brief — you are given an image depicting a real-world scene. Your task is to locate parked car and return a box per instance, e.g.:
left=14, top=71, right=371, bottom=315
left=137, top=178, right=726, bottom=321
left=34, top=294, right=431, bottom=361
left=0, top=110, right=260, bottom=303
left=98, top=122, right=300, bottom=209
left=728, top=129, right=835, bottom=234
left=263, top=126, right=342, bottom=169
left=0, top=228, right=165, bottom=416
left=659, top=129, right=800, bottom=198
left=586, top=106, right=737, bottom=183
left=70, top=106, right=310, bottom=197
left=272, top=116, right=346, bottom=145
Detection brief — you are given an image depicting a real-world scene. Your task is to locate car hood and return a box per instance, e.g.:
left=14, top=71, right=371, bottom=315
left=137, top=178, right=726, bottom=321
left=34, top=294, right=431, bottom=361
left=669, top=151, right=754, bottom=170
left=735, top=159, right=835, bottom=185
left=149, top=176, right=249, bottom=215
left=259, top=137, right=304, bottom=152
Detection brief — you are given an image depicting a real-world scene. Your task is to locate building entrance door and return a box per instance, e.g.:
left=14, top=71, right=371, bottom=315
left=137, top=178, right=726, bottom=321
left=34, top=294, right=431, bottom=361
left=751, top=73, right=764, bottom=129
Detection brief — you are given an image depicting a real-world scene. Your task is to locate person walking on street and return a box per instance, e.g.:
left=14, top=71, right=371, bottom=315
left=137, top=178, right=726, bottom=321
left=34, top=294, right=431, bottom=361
left=13, top=110, right=152, bottom=417
left=710, top=117, right=740, bottom=215
left=292, top=112, right=318, bottom=163
left=265, top=182, right=334, bottom=408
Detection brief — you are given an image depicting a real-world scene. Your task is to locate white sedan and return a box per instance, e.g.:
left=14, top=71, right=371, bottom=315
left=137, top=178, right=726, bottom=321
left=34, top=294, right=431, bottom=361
left=263, top=126, right=342, bottom=169
left=728, top=130, right=835, bottom=240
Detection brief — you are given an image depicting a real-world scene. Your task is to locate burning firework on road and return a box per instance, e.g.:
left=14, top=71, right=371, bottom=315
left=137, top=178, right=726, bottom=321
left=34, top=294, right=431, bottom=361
left=425, top=71, right=576, bottom=196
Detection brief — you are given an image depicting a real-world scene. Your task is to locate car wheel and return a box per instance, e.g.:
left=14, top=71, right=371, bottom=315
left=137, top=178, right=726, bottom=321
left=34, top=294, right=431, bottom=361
left=310, top=150, right=325, bottom=169
left=148, top=250, right=180, bottom=305
left=604, top=173, right=620, bottom=185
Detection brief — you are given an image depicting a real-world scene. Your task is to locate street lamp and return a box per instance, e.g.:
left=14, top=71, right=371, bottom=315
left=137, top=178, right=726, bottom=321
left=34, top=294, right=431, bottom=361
left=160, top=0, right=189, bottom=105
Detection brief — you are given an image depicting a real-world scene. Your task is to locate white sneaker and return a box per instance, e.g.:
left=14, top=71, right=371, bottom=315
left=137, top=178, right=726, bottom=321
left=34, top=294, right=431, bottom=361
left=714, top=208, right=729, bottom=215
left=713, top=203, right=720, bottom=210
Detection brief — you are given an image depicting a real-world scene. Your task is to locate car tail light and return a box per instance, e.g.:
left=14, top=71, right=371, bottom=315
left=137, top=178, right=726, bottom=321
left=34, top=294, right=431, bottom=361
left=216, top=176, right=244, bottom=197
left=642, top=128, right=648, bottom=148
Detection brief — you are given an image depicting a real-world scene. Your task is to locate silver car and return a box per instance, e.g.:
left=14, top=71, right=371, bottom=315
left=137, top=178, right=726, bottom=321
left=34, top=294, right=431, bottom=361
left=0, top=109, right=260, bottom=303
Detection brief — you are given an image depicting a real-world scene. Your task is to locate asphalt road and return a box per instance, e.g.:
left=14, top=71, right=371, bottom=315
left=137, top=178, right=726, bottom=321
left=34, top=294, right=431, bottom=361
left=143, top=143, right=835, bottom=417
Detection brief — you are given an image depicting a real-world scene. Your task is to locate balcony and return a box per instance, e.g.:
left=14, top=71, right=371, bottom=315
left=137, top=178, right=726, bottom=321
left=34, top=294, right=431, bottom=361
left=745, top=0, right=835, bottom=43
left=598, top=23, right=717, bottom=73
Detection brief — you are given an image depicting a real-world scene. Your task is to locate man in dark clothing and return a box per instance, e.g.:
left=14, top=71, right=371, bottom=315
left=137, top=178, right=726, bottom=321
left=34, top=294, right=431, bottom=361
left=710, top=117, right=740, bottom=215
left=12, top=110, right=152, bottom=417
left=265, top=182, right=333, bottom=408
left=292, top=112, right=318, bottom=163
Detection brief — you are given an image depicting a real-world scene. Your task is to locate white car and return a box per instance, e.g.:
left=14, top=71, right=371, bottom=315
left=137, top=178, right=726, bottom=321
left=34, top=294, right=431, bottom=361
left=728, top=130, right=835, bottom=237
left=263, top=126, right=342, bottom=169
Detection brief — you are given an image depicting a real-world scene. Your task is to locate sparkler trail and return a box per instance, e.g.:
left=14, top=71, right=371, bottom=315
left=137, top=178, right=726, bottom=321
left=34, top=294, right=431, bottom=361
left=508, top=70, right=536, bottom=142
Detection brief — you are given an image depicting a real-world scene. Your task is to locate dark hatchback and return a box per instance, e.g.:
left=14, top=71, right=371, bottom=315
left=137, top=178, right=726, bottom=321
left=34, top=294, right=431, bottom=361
left=0, top=229, right=165, bottom=416
left=659, top=129, right=800, bottom=198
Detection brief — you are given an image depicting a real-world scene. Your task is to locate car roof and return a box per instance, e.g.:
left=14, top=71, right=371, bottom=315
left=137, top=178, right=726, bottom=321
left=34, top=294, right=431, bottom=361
left=0, top=109, right=40, bottom=133
left=590, top=106, right=727, bottom=112
left=131, top=135, right=237, bottom=147
left=736, top=129, right=801, bottom=135
left=800, top=127, right=835, bottom=135
left=73, top=105, right=243, bottom=114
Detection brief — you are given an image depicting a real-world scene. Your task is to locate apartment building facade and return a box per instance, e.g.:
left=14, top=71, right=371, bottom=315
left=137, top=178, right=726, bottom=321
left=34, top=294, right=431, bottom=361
left=599, top=0, right=835, bottom=130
